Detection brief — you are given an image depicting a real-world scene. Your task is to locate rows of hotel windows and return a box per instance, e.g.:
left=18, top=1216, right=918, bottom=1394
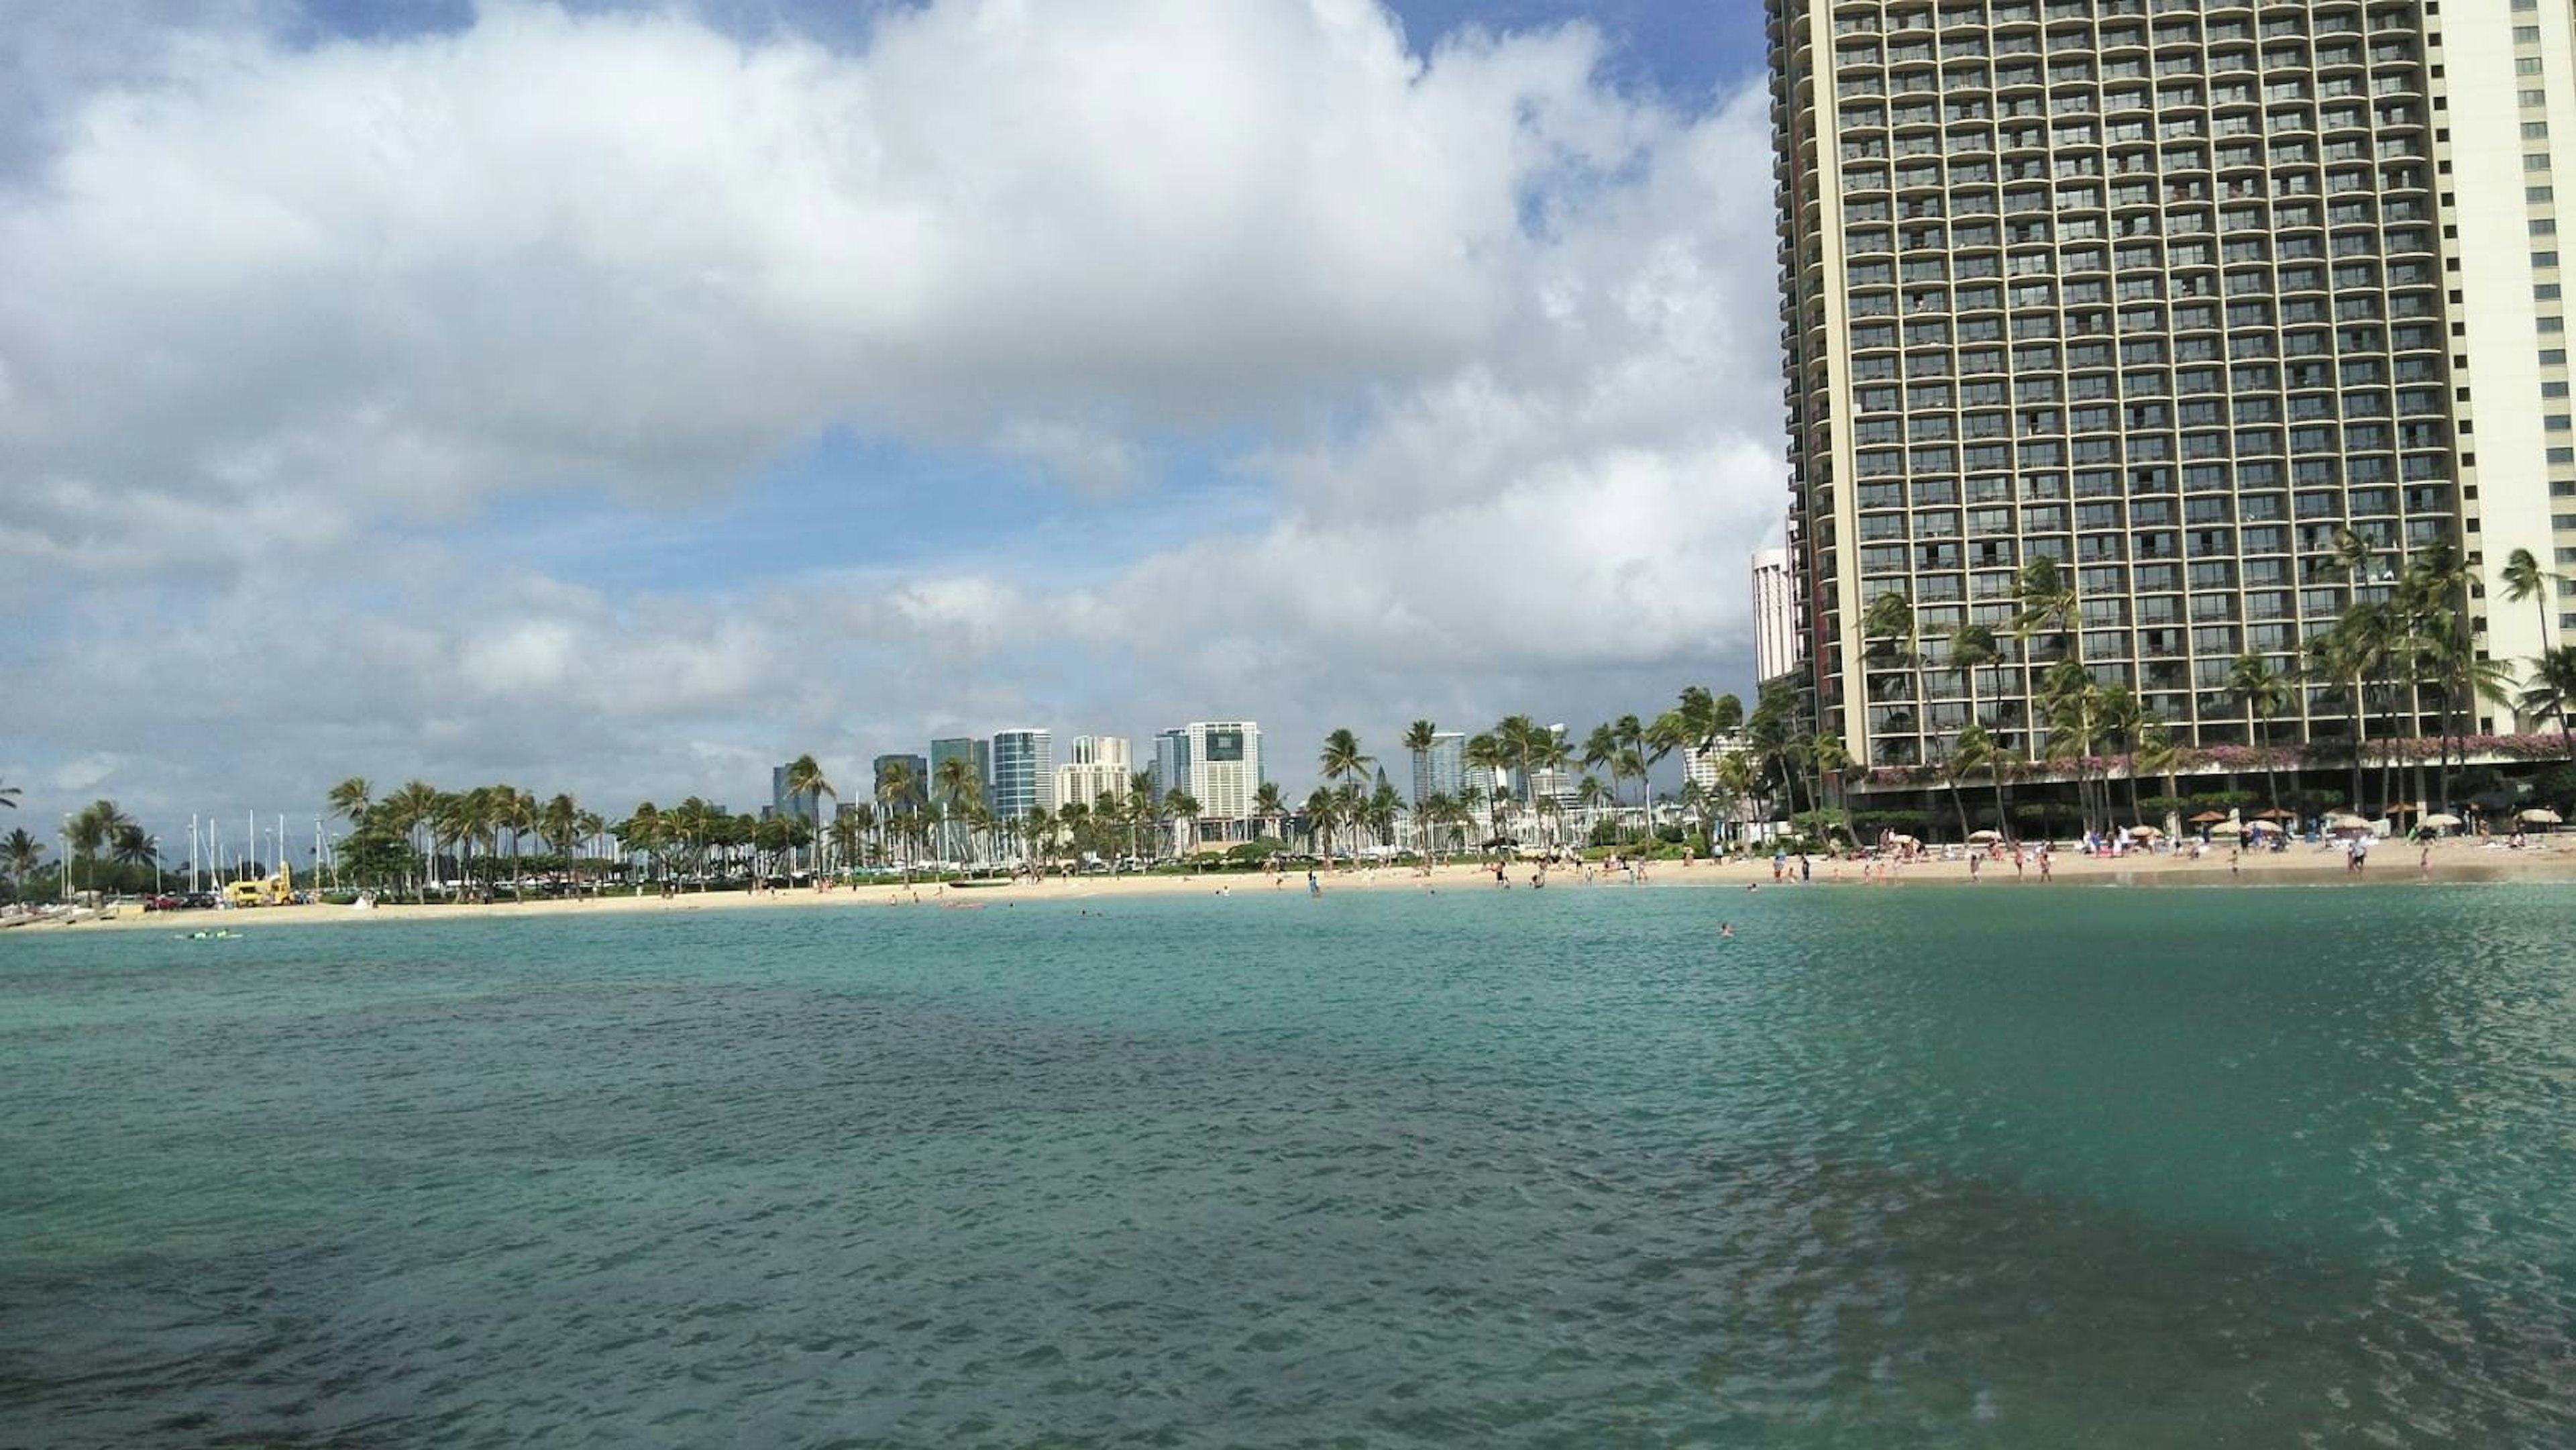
left=1778, top=0, right=2472, bottom=745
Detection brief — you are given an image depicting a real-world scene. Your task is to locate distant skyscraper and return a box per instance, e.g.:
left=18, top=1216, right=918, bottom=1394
left=1150, top=728, right=1190, bottom=799
left=1054, top=734, right=1132, bottom=811
left=987, top=729, right=1054, bottom=820
left=928, top=737, right=990, bottom=809
left=870, top=753, right=928, bottom=813
left=1414, top=731, right=1465, bottom=804
left=1751, top=546, right=1798, bottom=684
left=770, top=763, right=819, bottom=824
left=1181, top=721, right=1263, bottom=841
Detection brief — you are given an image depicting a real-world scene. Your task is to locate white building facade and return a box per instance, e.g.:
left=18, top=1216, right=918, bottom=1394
left=1751, top=546, right=1800, bottom=684
left=1181, top=721, right=1263, bottom=840
left=1053, top=734, right=1132, bottom=811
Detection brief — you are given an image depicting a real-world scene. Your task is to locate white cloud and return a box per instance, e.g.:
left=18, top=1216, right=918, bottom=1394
left=0, top=0, right=1786, bottom=830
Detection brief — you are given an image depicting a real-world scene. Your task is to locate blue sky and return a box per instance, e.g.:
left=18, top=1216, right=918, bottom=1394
left=0, top=0, right=1790, bottom=843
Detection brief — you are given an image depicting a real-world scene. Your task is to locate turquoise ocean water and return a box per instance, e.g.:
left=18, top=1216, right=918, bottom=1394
left=2, top=883, right=2571, bottom=1447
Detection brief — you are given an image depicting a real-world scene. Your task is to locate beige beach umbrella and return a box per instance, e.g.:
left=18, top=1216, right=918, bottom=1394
left=2420, top=813, right=2464, bottom=830
left=2245, top=819, right=2283, bottom=835
left=2326, top=813, right=2370, bottom=831
left=2208, top=821, right=2245, bottom=837
left=1967, top=829, right=2002, bottom=843
left=2519, top=807, right=2563, bottom=826
left=2127, top=824, right=2163, bottom=839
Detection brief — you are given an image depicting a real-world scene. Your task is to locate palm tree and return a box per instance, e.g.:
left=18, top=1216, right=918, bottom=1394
left=2132, top=721, right=2182, bottom=831
left=830, top=806, right=868, bottom=874
left=1493, top=715, right=1548, bottom=828
left=1579, top=723, right=1619, bottom=833
left=1163, top=790, right=1199, bottom=858
left=2522, top=644, right=2576, bottom=756
left=2311, top=600, right=2400, bottom=813
left=933, top=756, right=981, bottom=865
left=112, top=821, right=156, bottom=878
left=1401, top=718, right=1439, bottom=817
left=1301, top=787, right=1341, bottom=860
left=1124, top=769, right=1159, bottom=864
left=0, top=777, right=19, bottom=811
left=1463, top=732, right=1509, bottom=840
left=378, top=780, right=439, bottom=900
left=2222, top=652, right=2294, bottom=813
left=539, top=793, right=581, bottom=886
left=1941, top=724, right=1989, bottom=841
left=1532, top=728, right=1576, bottom=845
left=1319, top=729, right=1374, bottom=798
left=327, top=776, right=373, bottom=830
left=1252, top=781, right=1287, bottom=843
left=1575, top=774, right=1613, bottom=841
left=3, top=826, right=47, bottom=893
left=1606, top=715, right=1646, bottom=839
left=1947, top=622, right=2002, bottom=833
left=1715, top=752, right=1757, bottom=851
left=2502, top=547, right=2558, bottom=668
left=1808, top=730, right=1849, bottom=842
left=1862, top=590, right=1925, bottom=766
left=616, top=802, right=665, bottom=887
left=66, top=799, right=132, bottom=892
left=496, top=786, right=537, bottom=898
left=783, top=754, right=834, bottom=873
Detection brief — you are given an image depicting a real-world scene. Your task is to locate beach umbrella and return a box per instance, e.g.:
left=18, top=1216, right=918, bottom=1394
left=2420, top=813, right=2463, bottom=830
left=2245, top=819, right=2282, bottom=835
left=2208, top=821, right=2245, bottom=837
left=2383, top=802, right=2420, bottom=818
left=2253, top=807, right=2294, bottom=820
left=2127, top=824, right=2162, bottom=839
left=2187, top=810, right=2229, bottom=825
left=1967, top=829, right=2001, bottom=843
left=2519, top=808, right=2563, bottom=826
left=2326, top=813, right=2370, bottom=832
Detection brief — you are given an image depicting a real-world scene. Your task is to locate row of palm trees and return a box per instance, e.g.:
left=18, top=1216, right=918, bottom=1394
left=0, top=799, right=158, bottom=900
left=1857, top=539, right=2576, bottom=840
left=1309, top=692, right=1778, bottom=859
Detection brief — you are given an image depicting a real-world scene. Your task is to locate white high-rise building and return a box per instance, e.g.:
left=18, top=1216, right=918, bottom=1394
left=1053, top=735, right=1132, bottom=811
left=1180, top=721, right=1263, bottom=840
left=2445, top=1, right=2576, bottom=717
left=1752, top=546, right=1800, bottom=684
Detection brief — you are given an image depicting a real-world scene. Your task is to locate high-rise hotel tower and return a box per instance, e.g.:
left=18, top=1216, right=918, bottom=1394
left=1770, top=0, right=2571, bottom=779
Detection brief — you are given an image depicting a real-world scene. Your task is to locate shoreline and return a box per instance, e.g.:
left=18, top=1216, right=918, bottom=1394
left=11, top=838, right=2574, bottom=935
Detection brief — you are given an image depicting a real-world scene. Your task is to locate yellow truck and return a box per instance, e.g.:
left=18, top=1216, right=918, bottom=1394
left=223, top=861, right=294, bottom=909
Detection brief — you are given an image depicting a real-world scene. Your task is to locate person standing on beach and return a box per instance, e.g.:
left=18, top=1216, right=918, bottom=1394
left=2419, top=842, right=2432, bottom=881
left=2039, top=844, right=2052, bottom=882
left=1968, top=853, right=1981, bottom=882
left=1772, top=849, right=1786, bottom=884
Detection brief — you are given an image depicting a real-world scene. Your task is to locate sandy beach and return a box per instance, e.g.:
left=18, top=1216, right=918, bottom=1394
left=13, top=835, right=2573, bottom=935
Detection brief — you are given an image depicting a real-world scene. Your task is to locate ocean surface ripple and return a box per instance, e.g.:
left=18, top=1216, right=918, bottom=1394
left=3, top=884, right=2572, bottom=1448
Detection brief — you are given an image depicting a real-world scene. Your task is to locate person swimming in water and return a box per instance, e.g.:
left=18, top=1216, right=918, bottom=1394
left=1720, top=921, right=1734, bottom=939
